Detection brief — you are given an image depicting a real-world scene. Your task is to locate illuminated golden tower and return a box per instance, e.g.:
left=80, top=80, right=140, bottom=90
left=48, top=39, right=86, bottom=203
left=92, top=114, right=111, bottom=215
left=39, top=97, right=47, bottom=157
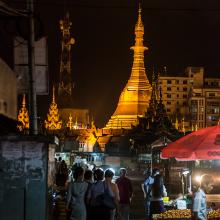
left=45, top=86, right=62, bottom=130
left=106, top=5, right=152, bottom=129
left=58, top=12, right=75, bottom=108
left=17, top=94, right=29, bottom=131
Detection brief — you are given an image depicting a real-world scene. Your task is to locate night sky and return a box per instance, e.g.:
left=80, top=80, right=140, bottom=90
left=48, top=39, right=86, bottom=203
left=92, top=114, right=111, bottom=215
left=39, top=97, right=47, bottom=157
left=2, top=0, right=220, bottom=127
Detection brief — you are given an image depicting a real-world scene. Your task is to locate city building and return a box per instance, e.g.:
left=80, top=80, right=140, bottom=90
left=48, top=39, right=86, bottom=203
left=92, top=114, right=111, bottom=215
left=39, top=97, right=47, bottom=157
left=159, top=67, right=220, bottom=130
left=105, top=5, right=152, bottom=129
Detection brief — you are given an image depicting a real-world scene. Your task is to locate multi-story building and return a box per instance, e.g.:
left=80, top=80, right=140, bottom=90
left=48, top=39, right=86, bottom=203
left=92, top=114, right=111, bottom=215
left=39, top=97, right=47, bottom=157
left=159, top=67, right=220, bottom=130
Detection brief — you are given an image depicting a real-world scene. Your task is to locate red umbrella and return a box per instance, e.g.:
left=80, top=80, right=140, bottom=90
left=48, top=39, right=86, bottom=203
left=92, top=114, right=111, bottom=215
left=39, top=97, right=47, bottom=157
left=161, top=125, right=220, bottom=161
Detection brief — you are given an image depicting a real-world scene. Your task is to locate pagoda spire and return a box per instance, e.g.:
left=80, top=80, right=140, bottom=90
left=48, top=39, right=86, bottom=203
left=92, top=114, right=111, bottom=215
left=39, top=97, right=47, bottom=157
left=145, top=70, right=158, bottom=122
left=45, top=86, right=62, bottom=130
left=17, top=94, right=29, bottom=131
left=105, top=4, right=152, bottom=129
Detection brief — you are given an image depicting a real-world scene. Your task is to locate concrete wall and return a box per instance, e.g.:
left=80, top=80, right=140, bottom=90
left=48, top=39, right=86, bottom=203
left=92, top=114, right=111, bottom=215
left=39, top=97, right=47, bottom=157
left=0, top=58, right=17, bottom=119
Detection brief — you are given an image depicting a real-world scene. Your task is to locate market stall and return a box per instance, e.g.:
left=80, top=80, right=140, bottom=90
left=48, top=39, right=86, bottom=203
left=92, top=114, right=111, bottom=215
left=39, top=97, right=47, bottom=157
left=153, top=209, right=220, bottom=219
left=160, top=126, right=220, bottom=219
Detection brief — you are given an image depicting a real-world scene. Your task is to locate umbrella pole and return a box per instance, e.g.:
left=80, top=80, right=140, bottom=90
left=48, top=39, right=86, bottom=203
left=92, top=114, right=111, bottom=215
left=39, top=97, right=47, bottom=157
left=181, top=175, right=185, bottom=197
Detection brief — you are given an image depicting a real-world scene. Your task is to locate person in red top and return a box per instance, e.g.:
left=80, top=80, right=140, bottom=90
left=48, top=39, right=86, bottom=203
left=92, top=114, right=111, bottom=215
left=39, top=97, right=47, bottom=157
left=115, top=168, right=133, bottom=220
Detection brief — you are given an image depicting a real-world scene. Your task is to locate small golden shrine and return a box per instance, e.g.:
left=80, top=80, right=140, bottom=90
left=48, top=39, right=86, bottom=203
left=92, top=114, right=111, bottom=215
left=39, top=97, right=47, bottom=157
left=17, top=94, right=29, bottom=131
left=45, top=86, right=62, bottom=130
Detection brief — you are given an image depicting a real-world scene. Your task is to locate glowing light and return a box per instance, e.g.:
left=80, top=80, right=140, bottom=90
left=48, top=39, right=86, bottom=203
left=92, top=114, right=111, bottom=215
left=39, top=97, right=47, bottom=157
left=195, top=175, right=202, bottom=182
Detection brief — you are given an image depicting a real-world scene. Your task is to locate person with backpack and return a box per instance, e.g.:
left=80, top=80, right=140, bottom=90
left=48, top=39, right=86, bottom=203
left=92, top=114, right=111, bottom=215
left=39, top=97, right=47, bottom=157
left=87, top=168, right=111, bottom=220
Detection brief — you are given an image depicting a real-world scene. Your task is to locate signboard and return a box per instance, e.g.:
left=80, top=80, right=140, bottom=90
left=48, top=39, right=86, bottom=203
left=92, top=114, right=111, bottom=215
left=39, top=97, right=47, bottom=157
left=14, top=36, right=48, bottom=95
left=138, top=153, right=152, bottom=161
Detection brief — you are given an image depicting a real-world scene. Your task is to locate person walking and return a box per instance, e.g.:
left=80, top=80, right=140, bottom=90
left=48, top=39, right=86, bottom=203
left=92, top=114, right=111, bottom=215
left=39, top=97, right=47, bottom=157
left=87, top=168, right=111, bottom=220
left=141, top=168, right=160, bottom=220
left=66, top=167, right=88, bottom=220
left=115, top=168, right=133, bottom=220
left=84, top=169, right=94, bottom=220
left=104, top=169, right=120, bottom=220
left=192, top=174, right=214, bottom=220
left=149, top=174, right=167, bottom=220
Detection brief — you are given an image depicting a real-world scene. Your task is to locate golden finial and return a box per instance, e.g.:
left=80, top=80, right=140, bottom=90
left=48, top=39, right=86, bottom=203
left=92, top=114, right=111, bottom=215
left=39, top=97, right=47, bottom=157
left=17, top=94, right=29, bottom=132
left=45, top=87, right=62, bottom=130
left=175, top=117, right=179, bottom=130
left=182, top=117, right=185, bottom=134
left=195, top=124, right=198, bottom=131
left=73, top=116, right=78, bottom=129
left=22, top=94, right=26, bottom=107
left=135, top=2, right=144, bottom=32
left=67, top=114, right=73, bottom=130
left=52, top=85, right=55, bottom=103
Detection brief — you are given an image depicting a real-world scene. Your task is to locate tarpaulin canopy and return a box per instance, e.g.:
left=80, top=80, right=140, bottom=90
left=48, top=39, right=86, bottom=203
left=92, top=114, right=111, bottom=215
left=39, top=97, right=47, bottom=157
left=161, top=125, right=220, bottom=161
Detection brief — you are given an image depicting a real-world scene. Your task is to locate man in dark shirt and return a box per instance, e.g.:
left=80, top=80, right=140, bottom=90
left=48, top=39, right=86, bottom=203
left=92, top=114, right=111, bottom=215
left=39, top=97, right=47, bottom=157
left=116, top=168, right=133, bottom=220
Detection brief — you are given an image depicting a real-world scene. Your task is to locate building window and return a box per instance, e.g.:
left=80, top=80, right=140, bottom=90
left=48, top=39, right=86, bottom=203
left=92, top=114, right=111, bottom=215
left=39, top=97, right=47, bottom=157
left=195, top=93, right=201, bottom=97
left=167, top=80, right=172, bottom=84
left=209, top=93, right=215, bottom=97
left=167, top=87, right=171, bottom=91
left=167, top=94, right=171, bottom=98
left=167, top=101, right=171, bottom=105
left=177, top=94, right=179, bottom=98
left=167, top=109, right=171, bottom=112
left=176, top=80, right=179, bottom=84
left=192, top=107, right=198, bottom=113
left=183, top=87, right=187, bottom=92
left=177, top=101, right=179, bottom=105
left=177, top=87, right=179, bottom=91
left=183, top=80, right=187, bottom=84
left=183, top=94, right=187, bottom=98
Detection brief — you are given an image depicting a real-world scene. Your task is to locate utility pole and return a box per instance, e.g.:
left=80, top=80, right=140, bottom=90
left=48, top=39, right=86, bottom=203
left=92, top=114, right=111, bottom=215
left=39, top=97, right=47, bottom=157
left=27, top=0, right=38, bottom=134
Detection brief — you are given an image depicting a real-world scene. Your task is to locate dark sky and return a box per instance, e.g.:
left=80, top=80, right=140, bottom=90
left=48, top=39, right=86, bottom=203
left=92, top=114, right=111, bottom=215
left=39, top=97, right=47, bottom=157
left=2, top=0, right=220, bottom=127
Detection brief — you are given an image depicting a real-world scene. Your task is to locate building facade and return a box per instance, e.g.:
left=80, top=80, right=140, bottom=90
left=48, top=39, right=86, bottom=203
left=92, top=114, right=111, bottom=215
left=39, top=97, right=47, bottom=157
left=159, top=67, right=220, bottom=130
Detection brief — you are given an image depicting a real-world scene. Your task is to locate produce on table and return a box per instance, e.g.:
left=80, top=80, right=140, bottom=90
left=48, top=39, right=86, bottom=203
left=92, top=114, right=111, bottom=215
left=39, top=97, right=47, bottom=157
left=154, top=209, right=220, bottom=219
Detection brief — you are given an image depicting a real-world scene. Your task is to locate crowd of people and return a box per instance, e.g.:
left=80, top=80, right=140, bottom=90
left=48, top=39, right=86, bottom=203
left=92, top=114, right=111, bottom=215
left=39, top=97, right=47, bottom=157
left=53, top=160, right=133, bottom=220
left=53, top=158, right=215, bottom=220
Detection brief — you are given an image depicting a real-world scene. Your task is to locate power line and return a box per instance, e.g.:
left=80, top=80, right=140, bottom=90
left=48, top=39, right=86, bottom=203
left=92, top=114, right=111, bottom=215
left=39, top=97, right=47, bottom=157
left=7, top=1, right=220, bottom=12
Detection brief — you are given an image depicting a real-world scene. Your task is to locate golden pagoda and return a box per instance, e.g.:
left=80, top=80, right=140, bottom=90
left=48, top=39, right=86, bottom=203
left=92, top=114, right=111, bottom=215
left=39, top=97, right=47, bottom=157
left=105, top=5, right=152, bottom=129
left=17, top=94, right=29, bottom=131
left=45, top=86, right=62, bottom=130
